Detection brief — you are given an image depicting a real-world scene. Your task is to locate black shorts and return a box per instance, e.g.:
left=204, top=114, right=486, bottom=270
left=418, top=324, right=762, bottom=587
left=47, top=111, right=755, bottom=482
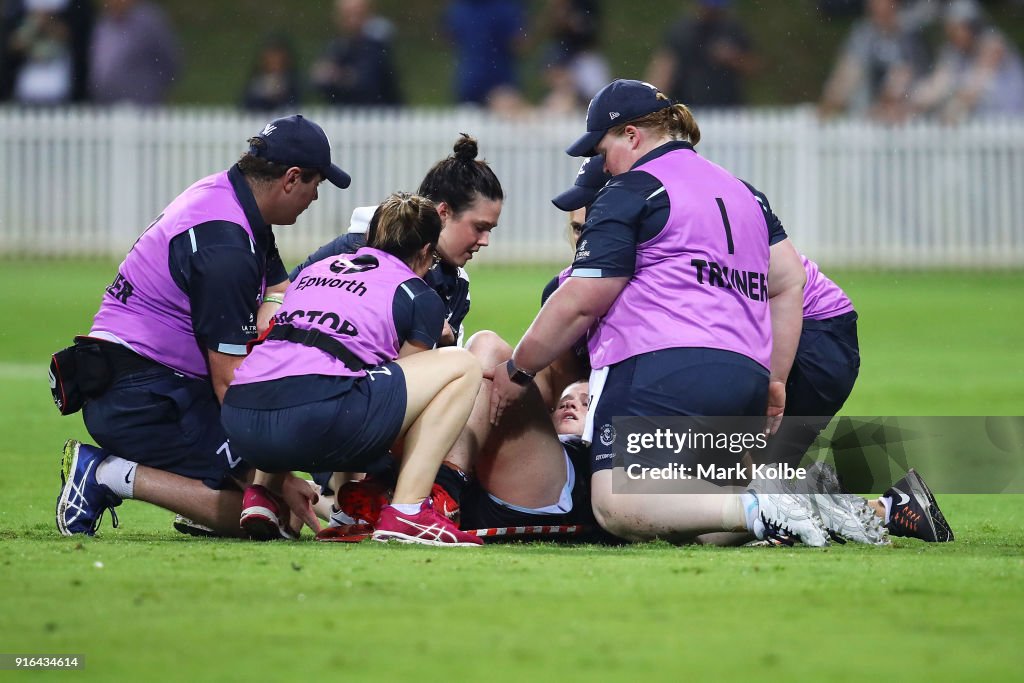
left=221, top=363, right=407, bottom=475
left=83, top=364, right=246, bottom=491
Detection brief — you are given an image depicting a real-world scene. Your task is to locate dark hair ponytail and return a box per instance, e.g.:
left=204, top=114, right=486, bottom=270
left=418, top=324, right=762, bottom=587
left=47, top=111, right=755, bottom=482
left=417, top=133, right=504, bottom=214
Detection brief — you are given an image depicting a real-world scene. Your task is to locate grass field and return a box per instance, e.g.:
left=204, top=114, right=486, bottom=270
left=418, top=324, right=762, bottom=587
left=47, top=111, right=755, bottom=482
left=1, top=261, right=1022, bottom=682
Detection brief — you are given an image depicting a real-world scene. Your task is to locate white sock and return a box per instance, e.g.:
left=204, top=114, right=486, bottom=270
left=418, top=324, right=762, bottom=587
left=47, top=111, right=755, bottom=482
left=95, top=456, right=137, bottom=499
left=880, top=495, right=893, bottom=524
left=741, top=491, right=765, bottom=538
left=390, top=502, right=423, bottom=515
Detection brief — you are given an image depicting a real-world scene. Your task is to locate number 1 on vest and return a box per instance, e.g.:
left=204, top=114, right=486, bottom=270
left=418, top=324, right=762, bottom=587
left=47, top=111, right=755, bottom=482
left=715, top=198, right=735, bottom=255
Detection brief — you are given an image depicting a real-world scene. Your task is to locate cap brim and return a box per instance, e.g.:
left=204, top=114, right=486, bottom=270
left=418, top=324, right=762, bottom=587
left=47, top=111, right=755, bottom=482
left=551, top=185, right=597, bottom=212
left=565, top=130, right=605, bottom=158
left=324, top=164, right=351, bottom=189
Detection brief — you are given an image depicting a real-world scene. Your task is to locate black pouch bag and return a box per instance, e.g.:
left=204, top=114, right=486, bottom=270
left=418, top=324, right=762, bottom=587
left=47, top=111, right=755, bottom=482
left=49, top=337, right=114, bottom=416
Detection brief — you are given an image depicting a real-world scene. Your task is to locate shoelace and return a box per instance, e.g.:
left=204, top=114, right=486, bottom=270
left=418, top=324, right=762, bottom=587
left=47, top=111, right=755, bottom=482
left=894, top=507, right=920, bottom=533
left=760, top=514, right=796, bottom=546
left=93, top=508, right=119, bottom=534
left=63, top=469, right=118, bottom=533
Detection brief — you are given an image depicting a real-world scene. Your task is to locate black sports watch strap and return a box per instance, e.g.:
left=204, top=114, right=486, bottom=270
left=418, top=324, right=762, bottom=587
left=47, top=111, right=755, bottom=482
left=506, top=358, right=536, bottom=386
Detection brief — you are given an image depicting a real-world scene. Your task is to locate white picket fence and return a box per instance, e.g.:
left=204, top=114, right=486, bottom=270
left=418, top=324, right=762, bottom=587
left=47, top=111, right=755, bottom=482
left=1, top=105, right=1022, bottom=266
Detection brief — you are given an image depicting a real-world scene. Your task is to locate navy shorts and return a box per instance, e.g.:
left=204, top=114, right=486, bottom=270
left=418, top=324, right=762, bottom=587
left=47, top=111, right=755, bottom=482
left=83, top=365, right=246, bottom=490
left=221, top=363, right=407, bottom=475
left=768, top=311, right=861, bottom=465
left=786, top=312, right=860, bottom=416
left=590, top=348, right=769, bottom=472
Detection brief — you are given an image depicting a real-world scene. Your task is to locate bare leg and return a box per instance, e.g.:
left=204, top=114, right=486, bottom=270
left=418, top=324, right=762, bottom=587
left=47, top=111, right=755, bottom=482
left=473, top=389, right=568, bottom=509
left=443, top=330, right=571, bottom=508
left=590, top=469, right=748, bottom=543
left=312, top=492, right=335, bottom=521
left=134, top=466, right=244, bottom=537
left=445, top=331, right=512, bottom=473
left=390, top=348, right=482, bottom=504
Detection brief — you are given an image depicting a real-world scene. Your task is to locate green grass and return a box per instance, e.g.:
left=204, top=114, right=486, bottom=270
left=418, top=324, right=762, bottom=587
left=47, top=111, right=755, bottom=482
left=1, top=261, right=1023, bottom=681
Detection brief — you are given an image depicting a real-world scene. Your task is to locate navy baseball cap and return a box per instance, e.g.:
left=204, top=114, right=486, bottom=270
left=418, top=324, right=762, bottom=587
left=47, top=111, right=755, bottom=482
left=566, top=79, right=672, bottom=158
left=551, top=155, right=610, bottom=211
left=249, top=114, right=351, bottom=189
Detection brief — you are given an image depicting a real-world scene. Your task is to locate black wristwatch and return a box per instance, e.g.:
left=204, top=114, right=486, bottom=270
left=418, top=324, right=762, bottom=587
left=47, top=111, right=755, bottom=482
left=505, top=358, right=536, bottom=386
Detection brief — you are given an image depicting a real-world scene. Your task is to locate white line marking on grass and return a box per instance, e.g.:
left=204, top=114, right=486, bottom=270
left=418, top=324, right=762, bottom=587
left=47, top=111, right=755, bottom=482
left=0, top=362, right=43, bottom=381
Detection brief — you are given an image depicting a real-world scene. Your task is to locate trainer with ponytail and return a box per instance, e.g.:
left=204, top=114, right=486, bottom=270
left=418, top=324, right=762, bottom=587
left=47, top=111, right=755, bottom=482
left=222, top=193, right=485, bottom=546
left=283, top=134, right=504, bottom=347
left=491, top=79, right=814, bottom=545
left=266, top=134, right=504, bottom=522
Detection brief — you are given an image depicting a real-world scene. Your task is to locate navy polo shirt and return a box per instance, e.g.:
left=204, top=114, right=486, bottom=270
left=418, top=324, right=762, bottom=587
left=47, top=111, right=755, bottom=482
left=166, top=164, right=288, bottom=356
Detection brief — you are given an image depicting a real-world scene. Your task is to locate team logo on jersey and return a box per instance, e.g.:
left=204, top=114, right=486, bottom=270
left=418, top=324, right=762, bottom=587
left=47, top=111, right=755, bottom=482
left=599, top=423, right=616, bottom=447
left=575, top=239, right=590, bottom=260
left=261, top=123, right=277, bottom=136
left=329, top=255, right=379, bottom=275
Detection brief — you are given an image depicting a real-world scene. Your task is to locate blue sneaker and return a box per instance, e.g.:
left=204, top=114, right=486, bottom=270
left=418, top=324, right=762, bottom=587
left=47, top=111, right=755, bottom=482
left=56, top=439, right=122, bottom=536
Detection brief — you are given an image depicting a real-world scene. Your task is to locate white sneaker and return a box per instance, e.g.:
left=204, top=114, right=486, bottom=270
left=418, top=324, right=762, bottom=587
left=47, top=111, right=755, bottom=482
left=748, top=487, right=830, bottom=547
left=794, top=462, right=890, bottom=545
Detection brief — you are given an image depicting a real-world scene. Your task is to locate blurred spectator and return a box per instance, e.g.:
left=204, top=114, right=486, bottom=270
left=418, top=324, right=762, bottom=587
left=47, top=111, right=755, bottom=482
left=645, top=0, right=760, bottom=109
left=310, top=0, right=402, bottom=106
left=818, top=0, right=866, bottom=18
left=5, top=0, right=92, bottom=104
left=241, top=34, right=301, bottom=112
left=541, top=0, right=609, bottom=101
left=910, top=0, right=1024, bottom=122
left=8, top=0, right=72, bottom=104
left=818, top=0, right=929, bottom=121
left=540, top=51, right=584, bottom=114
left=89, top=0, right=180, bottom=105
left=444, top=0, right=527, bottom=106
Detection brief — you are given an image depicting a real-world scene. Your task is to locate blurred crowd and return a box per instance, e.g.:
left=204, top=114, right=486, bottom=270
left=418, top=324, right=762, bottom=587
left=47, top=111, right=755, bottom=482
left=818, top=0, right=1024, bottom=123
left=1, top=0, right=179, bottom=105
left=1, top=0, right=1022, bottom=123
